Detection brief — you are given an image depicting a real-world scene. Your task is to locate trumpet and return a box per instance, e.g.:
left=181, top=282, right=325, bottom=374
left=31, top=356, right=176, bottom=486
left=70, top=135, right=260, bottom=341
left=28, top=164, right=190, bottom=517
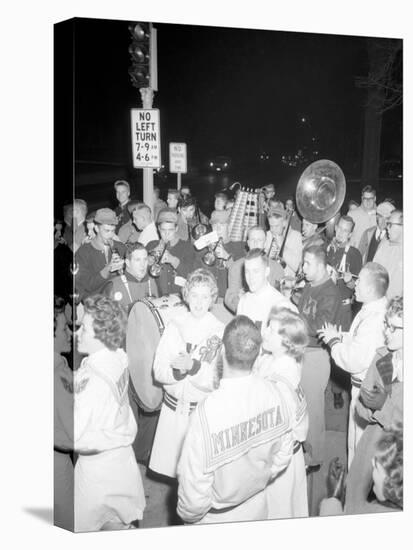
left=191, top=205, right=211, bottom=241
left=267, top=211, right=293, bottom=269
left=109, top=241, right=124, bottom=275
left=280, top=270, right=306, bottom=304
left=148, top=240, right=168, bottom=278
left=202, top=238, right=226, bottom=269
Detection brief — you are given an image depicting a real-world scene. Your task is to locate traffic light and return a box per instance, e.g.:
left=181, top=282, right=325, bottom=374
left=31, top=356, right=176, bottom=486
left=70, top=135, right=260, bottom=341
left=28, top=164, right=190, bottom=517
left=128, top=22, right=157, bottom=90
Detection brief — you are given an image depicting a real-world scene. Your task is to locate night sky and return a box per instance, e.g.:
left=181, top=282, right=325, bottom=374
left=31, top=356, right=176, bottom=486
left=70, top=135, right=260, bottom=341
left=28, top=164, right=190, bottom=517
left=73, top=17, right=401, bottom=173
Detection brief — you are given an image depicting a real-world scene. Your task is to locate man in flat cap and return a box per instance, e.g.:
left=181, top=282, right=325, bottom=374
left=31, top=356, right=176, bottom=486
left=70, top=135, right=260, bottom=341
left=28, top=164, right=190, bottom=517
left=114, top=180, right=132, bottom=232
left=146, top=209, right=196, bottom=296
left=75, top=208, right=126, bottom=300
left=358, top=201, right=396, bottom=265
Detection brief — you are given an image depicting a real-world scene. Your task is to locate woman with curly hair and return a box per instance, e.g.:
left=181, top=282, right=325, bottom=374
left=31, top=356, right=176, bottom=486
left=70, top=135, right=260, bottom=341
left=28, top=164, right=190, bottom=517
left=149, top=269, right=224, bottom=479
left=255, top=306, right=310, bottom=519
left=320, top=423, right=403, bottom=515
left=73, top=294, right=145, bottom=532
left=372, top=422, right=403, bottom=509
left=54, top=296, right=74, bottom=530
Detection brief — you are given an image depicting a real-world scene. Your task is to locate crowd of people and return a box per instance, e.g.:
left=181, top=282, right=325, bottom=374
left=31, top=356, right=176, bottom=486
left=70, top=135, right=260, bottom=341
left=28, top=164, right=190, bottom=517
left=53, top=179, right=403, bottom=532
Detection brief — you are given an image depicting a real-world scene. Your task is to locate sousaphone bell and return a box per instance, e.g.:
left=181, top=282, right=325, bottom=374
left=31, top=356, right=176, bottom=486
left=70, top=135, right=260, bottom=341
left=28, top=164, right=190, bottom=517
left=295, top=159, right=346, bottom=239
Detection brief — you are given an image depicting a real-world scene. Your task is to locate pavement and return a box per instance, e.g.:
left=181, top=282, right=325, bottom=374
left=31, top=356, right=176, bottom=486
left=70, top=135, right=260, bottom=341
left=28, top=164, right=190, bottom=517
left=136, top=376, right=351, bottom=528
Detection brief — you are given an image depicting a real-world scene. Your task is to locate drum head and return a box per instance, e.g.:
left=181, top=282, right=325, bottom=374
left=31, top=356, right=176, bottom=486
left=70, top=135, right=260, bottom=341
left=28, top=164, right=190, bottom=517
left=126, top=300, right=164, bottom=412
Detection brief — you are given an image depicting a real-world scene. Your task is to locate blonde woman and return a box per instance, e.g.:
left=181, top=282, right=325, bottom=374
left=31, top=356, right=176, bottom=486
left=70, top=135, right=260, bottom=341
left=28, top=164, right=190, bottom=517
left=255, top=306, right=309, bottom=519
left=149, top=269, right=224, bottom=478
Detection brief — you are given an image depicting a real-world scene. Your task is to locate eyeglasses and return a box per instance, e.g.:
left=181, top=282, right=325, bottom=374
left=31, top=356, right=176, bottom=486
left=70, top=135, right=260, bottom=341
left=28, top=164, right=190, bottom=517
left=384, top=320, right=403, bottom=333
left=386, top=222, right=403, bottom=228
left=362, top=196, right=375, bottom=201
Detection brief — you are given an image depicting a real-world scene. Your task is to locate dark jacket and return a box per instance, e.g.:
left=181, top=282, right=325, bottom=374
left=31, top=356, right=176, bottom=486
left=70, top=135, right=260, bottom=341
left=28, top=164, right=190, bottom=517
left=298, top=275, right=342, bottom=347
left=102, top=270, right=159, bottom=313
left=146, top=238, right=196, bottom=296
left=75, top=239, right=127, bottom=300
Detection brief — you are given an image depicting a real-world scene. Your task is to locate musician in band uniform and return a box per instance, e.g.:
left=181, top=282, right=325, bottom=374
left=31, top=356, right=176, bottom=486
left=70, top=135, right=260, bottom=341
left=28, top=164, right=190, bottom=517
left=326, top=216, right=363, bottom=409
left=326, top=215, right=362, bottom=330
left=102, top=243, right=159, bottom=313
left=146, top=209, right=196, bottom=297
left=75, top=208, right=126, bottom=301
left=297, top=245, right=342, bottom=468
left=194, top=210, right=244, bottom=299
left=176, top=196, right=209, bottom=242
left=265, top=207, right=303, bottom=278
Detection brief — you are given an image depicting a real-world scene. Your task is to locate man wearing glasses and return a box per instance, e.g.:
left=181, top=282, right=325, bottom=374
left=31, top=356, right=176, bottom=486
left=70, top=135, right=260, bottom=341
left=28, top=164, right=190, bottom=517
left=348, top=186, right=377, bottom=250
left=358, top=201, right=396, bottom=264
left=373, top=210, right=403, bottom=299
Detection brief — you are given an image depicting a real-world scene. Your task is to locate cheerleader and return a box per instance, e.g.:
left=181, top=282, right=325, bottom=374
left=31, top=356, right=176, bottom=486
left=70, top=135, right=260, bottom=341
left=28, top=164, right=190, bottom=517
left=149, top=269, right=224, bottom=478
left=255, top=306, right=309, bottom=518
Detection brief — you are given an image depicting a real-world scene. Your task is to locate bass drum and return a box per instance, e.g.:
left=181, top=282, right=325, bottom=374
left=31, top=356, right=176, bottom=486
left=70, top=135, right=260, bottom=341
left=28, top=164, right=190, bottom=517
left=126, top=294, right=188, bottom=412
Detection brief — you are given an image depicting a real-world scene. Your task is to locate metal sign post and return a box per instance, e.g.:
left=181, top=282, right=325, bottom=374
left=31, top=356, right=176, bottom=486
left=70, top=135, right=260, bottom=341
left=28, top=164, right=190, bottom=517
left=169, top=142, right=187, bottom=190
left=131, top=98, right=161, bottom=212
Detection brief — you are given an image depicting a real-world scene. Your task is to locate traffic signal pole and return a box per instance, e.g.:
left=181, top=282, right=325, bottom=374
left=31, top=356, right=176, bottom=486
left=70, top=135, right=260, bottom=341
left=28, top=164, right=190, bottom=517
left=140, top=87, right=155, bottom=212
left=129, top=22, right=158, bottom=213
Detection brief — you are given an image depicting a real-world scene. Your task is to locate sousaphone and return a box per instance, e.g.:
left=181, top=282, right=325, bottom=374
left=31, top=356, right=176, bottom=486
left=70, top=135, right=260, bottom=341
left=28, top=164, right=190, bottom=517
left=296, top=159, right=346, bottom=236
